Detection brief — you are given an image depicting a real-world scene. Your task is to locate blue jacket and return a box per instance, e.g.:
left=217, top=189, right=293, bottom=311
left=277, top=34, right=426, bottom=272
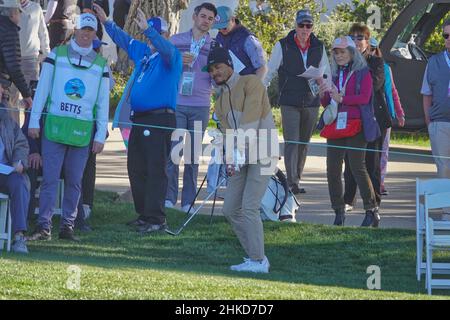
left=105, top=20, right=182, bottom=112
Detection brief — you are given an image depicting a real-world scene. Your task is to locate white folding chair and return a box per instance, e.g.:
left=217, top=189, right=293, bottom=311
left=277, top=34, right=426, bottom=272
left=0, top=193, right=11, bottom=252
left=424, top=191, right=450, bottom=294
left=416, top=178, right=450, bottom=281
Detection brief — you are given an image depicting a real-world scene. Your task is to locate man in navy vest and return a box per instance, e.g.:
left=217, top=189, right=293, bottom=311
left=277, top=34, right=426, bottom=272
left=264, top=9, right=331, bottom=196
left=421, top=19, right=450, bottom=220
left=213, top=5, right=267, bottom=79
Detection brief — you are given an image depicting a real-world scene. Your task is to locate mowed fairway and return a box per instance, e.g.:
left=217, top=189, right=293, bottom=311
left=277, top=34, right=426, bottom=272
left=1, top=191, right=449, bottom=299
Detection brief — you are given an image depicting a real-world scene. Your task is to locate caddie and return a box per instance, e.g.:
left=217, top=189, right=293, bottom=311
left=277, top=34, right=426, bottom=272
left=27, top=12, right=109, bottom=242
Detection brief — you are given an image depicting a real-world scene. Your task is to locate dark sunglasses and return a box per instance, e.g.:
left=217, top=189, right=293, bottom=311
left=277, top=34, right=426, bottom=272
left=443, top=33, right=449, bottom=40
left=350, top=35, right=368, bottom=41
left=297, top=23, right=313, bottom=29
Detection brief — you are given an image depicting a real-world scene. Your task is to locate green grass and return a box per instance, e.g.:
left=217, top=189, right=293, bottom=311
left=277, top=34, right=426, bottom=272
left=1, top=191, right=449, bottom=299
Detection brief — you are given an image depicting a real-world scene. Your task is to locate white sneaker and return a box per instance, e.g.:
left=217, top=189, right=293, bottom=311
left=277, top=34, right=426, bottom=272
left=230, top=256, right=270, bottom=273
left=182, top=204, right=196, bottom=214
left=83, top=204, right=91, bottom=220
left=345, top=204, right=353, bottom=212
left=165, top=200, right=174, bottom=209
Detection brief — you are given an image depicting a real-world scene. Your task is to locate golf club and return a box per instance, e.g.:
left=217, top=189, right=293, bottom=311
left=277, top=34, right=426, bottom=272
left=165, top=177, right=227, bottom=236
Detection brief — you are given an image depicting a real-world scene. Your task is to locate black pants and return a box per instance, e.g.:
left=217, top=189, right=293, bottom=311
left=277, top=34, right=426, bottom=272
left=75, top=151, right=96, bottom=227
left=128, top=112, right=175, bottom=224
left=49, top=22, right=73, bottom=49
left=344, top=129, right=387, bottom=207
left=27, top=168, right=42, bottom=220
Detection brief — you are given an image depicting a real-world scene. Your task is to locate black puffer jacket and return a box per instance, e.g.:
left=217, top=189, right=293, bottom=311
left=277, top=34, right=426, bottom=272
left=0, top=16, right=31, bottom=98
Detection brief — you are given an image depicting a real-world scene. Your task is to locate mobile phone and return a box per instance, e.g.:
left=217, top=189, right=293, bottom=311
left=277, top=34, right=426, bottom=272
left=82, top=0, right=94, bottom=10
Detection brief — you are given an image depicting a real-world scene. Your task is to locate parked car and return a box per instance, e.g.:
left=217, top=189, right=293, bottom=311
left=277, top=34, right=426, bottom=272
left=380, top=0, right=450, bottom=130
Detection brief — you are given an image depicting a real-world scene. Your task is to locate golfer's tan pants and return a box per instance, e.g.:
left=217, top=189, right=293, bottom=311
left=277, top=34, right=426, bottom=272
left=223, top=162, right=272, bottom=261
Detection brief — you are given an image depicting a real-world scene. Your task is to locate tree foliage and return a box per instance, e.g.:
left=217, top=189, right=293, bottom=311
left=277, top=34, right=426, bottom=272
left=236, top=0, right=325, bottom=55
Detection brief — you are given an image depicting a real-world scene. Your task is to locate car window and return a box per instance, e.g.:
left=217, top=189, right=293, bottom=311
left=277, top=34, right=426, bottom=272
left=390, top=3, right=449, bottom=61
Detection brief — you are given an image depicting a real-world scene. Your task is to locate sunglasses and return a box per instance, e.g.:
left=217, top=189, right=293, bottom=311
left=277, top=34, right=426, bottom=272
left=350, top=35, right=368, bottom=41
left=443, top=33, right=449, bottom=40
left=297, top=23, right=313, bottom=29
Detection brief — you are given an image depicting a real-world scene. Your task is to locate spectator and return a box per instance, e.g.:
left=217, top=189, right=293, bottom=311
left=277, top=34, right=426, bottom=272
left=9, top=0, right=49, bottom=124
left=207, top=45, right=278, bottom=273
left=77, top=0, right=109, bottom=40
left=421, top=19, right=450, bottom=220
left=264, top=9, right=331, bottom=196
left=318, top=36, right=379, bottom=227
left=45, top=0, right=78, bottom=49
left=166, top=2, right=217, bottom=213
left=0, top=80, right=30, bottom=254
left=213, top=5, right=267, bottom=79
left=0, top=0, right=33, bottom=118
left=27, top=13, right=109, bottom=242
left=96, top=5, right=182, bottom=233
left=369, top=37, right=405, bottom=196
left=343, top=23, right=391, bottom=212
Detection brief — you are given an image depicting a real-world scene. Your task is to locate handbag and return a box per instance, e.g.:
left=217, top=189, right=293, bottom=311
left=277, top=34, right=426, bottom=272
left=320, top=118, right=362, bottom=140
left=322, top=99, right=338, bottom=125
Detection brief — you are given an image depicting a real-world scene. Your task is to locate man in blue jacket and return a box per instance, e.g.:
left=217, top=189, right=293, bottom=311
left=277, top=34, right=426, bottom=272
left=94, top=5, right=182, bottom=233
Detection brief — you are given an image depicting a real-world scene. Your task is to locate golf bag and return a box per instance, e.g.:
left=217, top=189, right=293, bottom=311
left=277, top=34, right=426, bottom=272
left=260, top=169, right=299, bottom=222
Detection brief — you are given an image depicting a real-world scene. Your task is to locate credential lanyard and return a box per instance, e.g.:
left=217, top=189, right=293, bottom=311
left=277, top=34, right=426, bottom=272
left=190, top=36, right=207, bottom=67
left=137, top=51, right=159, bottom=83
left=444, top=51, right=450, bottom=69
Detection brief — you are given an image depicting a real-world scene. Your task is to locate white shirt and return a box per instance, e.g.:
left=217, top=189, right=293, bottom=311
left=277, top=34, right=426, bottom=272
left=19, top=1, right=50, bottom=58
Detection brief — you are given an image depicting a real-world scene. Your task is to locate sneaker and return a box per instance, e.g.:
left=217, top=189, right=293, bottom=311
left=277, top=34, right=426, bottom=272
left=139, top=222, right=168, bottom=234
left=165, top=200, right=174, bottom=209
left=361, top=208, right=381, bottom=228
left=126, top=218, right=148, bottom=227
left=27, top=228, right=51, bottom=241
left=381, top=189, right=389, bottom=196
left=182, top=204, right=196, bottom=214
left=82, top=204, right=92, bottom=220
left=345, top=204, right=353, bottom=212
left=59, top=227, right=80, bottom=242
left=290, top=185, right=302, bottom=195
left=230, top=256, right=270, bottom=273
left=279, top=215, right=296, bottom=223
left=12, top=235, right=28, bottom=254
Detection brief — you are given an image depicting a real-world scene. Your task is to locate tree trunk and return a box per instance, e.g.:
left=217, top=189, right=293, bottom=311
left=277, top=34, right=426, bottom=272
left=115, top=0, right=189, bottom=73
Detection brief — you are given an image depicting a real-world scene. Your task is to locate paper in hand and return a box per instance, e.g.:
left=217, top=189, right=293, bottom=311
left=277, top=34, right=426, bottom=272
left=0, top=164, right=15, bottom=175
left=298, top=66, right=326, bottom=79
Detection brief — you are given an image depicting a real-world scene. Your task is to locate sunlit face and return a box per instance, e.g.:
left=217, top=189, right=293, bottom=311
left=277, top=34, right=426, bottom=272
left=74, top=27, right=97, bottom=48
left=351, top=33, right=369, bottom=53
left=444, top=25, right=450, bottom=52
left=193, top=8, right=215, bottom=33
left=208, top=63, right=233, bottom=85
left=218, top=18, right=235, bottom=36
left=333, top=48, right=352, bottom=66
left=295, top=21, right=313, bottom=41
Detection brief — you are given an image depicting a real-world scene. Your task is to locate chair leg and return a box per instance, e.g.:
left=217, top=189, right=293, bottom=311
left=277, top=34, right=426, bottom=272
left=426, top=245, right=433, bottom=295
left=417, top=232, right=423, bottom=281
left=6, top=202, right=11, bottom=252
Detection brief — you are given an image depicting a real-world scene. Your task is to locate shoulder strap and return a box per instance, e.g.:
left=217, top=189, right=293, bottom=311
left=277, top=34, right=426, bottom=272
left=91, top=53, right=108, bottom=119
left=45, top=46, right=66, bottom=112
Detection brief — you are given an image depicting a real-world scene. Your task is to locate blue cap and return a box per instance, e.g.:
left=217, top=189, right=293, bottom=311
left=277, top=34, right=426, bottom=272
left=296, top=9, right=313, bottom=24
left=369, top=37, right=379, bottom=47
left=147, top=16, right=168, bottom=34
left=213, top=6, right=233, bottom=30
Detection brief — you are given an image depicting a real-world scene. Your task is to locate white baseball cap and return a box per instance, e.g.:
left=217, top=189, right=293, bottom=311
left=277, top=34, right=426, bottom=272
left=76, top=13, right=98, bottom=31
